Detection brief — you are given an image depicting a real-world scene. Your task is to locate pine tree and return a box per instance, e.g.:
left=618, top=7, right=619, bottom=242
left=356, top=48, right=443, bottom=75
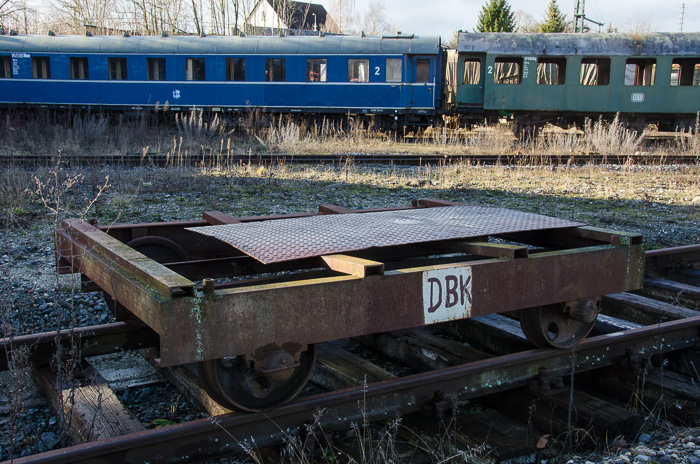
left=540, top=0, right=568, bottom=33
left=475, top=0, right=516, bottom=32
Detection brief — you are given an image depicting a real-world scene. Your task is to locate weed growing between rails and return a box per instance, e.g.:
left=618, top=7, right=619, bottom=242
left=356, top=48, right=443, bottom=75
left=18, top=163, right=111, bottom=451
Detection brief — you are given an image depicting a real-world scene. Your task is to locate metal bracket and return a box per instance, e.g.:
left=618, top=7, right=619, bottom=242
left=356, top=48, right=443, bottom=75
left=529, top=367, right=564, bottom=394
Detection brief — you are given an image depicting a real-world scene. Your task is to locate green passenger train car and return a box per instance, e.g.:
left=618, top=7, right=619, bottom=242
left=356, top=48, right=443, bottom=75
left=449, top=32, right=700, bottom=130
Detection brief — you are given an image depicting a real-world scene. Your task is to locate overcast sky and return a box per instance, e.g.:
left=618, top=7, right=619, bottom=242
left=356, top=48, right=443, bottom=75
left=313, top=0, right=699, bottom=38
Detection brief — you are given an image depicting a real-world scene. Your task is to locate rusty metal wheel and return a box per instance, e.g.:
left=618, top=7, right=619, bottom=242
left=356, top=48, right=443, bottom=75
left=520, top=299, right=599, bottom=349
left=126, top=236, right=189, bottom=264
left=197, top=344, right=316, bottom=412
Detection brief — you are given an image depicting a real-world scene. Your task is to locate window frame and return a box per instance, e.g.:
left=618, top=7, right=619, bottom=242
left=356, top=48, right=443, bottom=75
left=32, top=56, right=51, bottom=79
left=536, top=57, right=566, bottom=85
left=225, top=58, right=245, bottom=81
left=579, top=57, right=611, bottom=86
left=147, top=58, right=166, bottom=81
left=386, top=58, right=402, bottom=83
left=462, top=58, right=481, bottom=85
left=306, top=58, right=327, bottom=82
left=670, top=58, right=700, bottom=87
left=108, top=57, right=127, bottom=80
left=186, top=57, right=205, bottom=81
left=69, top=57, right=89, bottom=80
left=492, top=57, right=523, bottom=85
left=266, top=58, right=286, bottom=82
left=624, top=58, right=656, bottom=86
left=415, top=59, right=431, bottom=83
left=0, top=56, right=11, bottom=79
left=348, top=58, right=369, bottom=83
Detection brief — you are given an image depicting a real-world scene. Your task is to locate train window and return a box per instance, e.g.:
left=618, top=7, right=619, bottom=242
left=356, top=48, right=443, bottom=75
left=625, top=58, right=656, bottom=86
left=307, top=59, right=327, bottom=82
left=537, top=57, right=565, bottom=85
left=108, top=58, right=127, bottom=80
left=186, top=58, right=205, bottom=81
left=580, top=58, right=610, bottom=86
left=225, top=58, right=245, bottom=81
left=462, top=59, right=480, bottom=85
left=70, top=57, right=89, bottom=80
left=0, top=56, right=10, bottom=78
left=266, top=58, right=285, bottom=82
left=386, top=58, right=402, bottom=82
left=348, top=59, right=369, bottom=82
left=493, top=57, right=522, bottom=84
left=416, top=59, right=430, bottom=83
left=147, top=58, right=166, bottom=81
left=32, top=57, right=50, bottom=79
left=670, top=58, right=700, bottom=86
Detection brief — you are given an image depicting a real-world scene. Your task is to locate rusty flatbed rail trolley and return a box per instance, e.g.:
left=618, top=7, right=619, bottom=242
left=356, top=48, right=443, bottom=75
left=55, top=199, right=645, bottom=411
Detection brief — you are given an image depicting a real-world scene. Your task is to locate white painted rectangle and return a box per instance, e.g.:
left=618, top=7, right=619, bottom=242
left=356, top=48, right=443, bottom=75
left=422, top=266, right=472, bottom=324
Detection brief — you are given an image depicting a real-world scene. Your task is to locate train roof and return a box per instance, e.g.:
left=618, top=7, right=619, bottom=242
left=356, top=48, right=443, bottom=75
left=0, top=33, right=441, bottom=55
left=457, top=32, right=700, bottom=56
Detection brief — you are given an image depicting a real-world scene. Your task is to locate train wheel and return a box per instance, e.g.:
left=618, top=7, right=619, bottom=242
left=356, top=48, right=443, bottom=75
left=519, top=298, right=600, bottom=349
left=126, top=236, right=189, bottom=264
left=198, top=344, right=316, bottom=412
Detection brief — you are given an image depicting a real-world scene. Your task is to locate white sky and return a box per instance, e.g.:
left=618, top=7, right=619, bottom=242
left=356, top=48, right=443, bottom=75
left=314, top=0, right=699, bottom=38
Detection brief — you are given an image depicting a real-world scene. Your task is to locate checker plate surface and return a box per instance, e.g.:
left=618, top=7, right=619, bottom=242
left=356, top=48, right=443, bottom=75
left=187, top=206, right=585, bottom=264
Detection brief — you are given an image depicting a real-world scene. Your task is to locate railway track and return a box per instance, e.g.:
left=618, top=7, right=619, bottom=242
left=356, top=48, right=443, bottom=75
left=2, top=244, right=700, bottom=463
left=0, top=151, right=697, bottom=168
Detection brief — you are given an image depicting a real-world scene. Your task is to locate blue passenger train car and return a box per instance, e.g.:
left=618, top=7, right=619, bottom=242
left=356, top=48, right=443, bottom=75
left=0, top=33, right=443, bottom=126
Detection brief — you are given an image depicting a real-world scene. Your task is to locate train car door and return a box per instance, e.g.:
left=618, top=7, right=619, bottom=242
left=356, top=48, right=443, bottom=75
left=410, top=56, right=434, bottom=108
left=457, top=53, right=486, bottom=107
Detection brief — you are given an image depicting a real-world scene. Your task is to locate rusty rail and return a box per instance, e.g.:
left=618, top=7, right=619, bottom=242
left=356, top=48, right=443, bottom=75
left=6, top=314, right=700, bottom=464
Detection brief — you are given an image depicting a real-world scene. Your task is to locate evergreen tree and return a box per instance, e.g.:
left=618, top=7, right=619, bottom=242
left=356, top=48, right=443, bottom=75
left=540, top=0, right=568, bottom=33
left=475, top=0, right=516, bottom=32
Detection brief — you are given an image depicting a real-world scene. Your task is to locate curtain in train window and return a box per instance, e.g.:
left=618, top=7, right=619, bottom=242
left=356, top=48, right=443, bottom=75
left=70, top=57, right=89, bottom=80
left=462, top=59, right=481, bottom=85
left=348, top=59, right=369, bottom=82
left=226, top=58, right=245, bottom=81
left=266, top=58, right=286, bottom=82
left=493, top=57, right=522, bottom=84
left=579, top=58, right=610, bottom=85
left=386, top=58, right=402, bottom=82
left=307, top=59, right=327, bottom=82
left=625, top=58, right=656, bottom=86
left=670, top=58, right=700, bottom=86
left=0, top=56, right=10, bottom=78
left=109, top=58, right=127, bottom=80
left=537, top=57, right=566, bottom=85
left=32, top=57, right=50, bottom=79
left=147, top=58, right=166, bottom=81
left=186, top=58, right=205, bottom=81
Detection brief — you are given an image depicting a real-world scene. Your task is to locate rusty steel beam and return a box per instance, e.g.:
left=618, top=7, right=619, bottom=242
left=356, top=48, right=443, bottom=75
left=0, top=323, right=159, bottom=371
left=161, top=242, right=643, bottom=366
left=9, top=314, right=700, bottom=464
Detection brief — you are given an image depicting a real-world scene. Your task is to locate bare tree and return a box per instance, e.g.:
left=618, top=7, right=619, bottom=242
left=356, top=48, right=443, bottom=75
left=360, top=0, right=391, bottom=35
left=53, top=0, right=119, bottom=33
left=129, top=0, right=187, bottom=35
left=329, top=0, right=356, bottom=34
left=515, top=10, right=539, bottom=32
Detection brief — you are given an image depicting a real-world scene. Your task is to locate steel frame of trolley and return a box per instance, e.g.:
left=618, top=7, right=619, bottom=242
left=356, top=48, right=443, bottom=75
left=55, top=198, right=645, bottom=411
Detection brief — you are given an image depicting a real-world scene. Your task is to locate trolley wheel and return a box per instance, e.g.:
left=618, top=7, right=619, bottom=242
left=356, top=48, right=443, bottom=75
left=126, top=236, right=189, bottom=264
left=519, top=299, right=600, bottom=349
left=198, top=344, right=316, bottom=412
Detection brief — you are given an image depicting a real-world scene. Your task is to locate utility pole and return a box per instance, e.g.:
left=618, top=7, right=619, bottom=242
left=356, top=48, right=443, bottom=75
left=574, top=0, right=603, bottom=33
left=679, top=2, right=685, bottom=32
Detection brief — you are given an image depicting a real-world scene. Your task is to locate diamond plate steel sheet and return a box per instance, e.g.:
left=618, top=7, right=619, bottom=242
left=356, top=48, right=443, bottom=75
left=187, top=206, right=585, bottom=264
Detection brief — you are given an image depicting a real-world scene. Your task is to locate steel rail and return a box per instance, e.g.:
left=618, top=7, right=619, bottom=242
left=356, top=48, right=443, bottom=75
left=0, top=323, right=159, bottom=371
left=646, top=244, right=700, bottom=271
left=7, top=314, right=700, bottom=464
left=0, top=152, right=697, bottom=168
